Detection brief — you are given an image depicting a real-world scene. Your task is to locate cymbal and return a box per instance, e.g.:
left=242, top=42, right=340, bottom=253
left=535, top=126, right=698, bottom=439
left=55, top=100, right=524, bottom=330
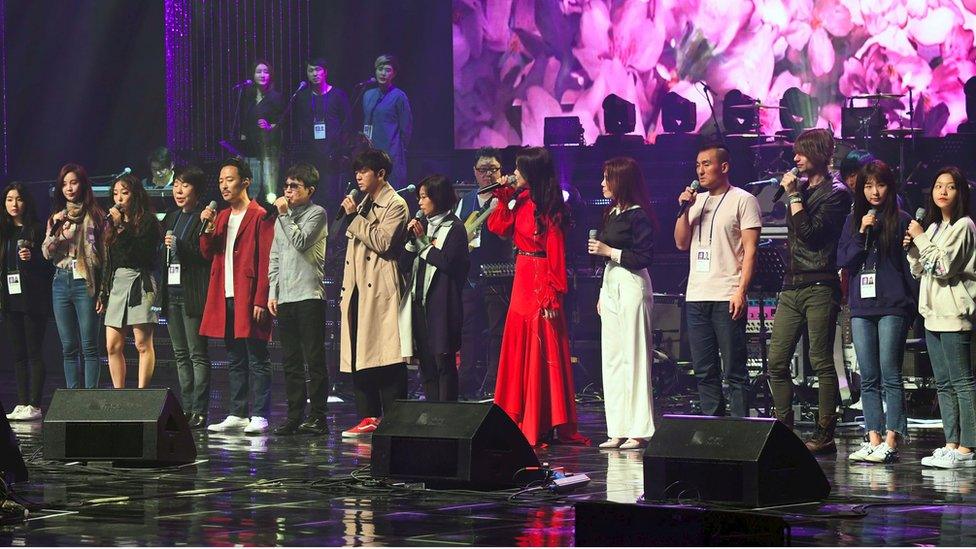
left=728, top=103, right=786, bottom=110
left=850, top=92, right=905, bottom=100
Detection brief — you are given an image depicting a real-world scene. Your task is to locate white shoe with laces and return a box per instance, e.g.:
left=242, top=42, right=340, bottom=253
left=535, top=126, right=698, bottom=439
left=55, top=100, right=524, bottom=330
left=864, top=442, right=899, bottom=464
left=244, top=416, right=269, bottom=435
left=848, top=441, right=878, bottom=462
left=18, top=405, right=42, bottom=421
left=5, top=405, right=25, bottom=420
left=926, top=449, right=976, bottom=469
left=207, top=415, right=250, bottom=433
left=921, top=447, right=952, bottom=467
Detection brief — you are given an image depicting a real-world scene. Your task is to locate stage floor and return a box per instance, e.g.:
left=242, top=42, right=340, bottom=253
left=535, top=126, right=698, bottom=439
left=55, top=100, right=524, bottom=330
left=2, top=364, right=976, bottom=546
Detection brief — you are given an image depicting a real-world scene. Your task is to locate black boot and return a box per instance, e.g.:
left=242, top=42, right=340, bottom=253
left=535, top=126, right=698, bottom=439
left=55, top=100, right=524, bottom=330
left=805, top=414, right=838, bottom=454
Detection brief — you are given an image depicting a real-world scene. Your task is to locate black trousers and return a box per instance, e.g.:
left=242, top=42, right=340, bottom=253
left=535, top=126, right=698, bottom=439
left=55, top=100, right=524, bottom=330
left=413, top=301, right=458, bottom=401
left=348, top=288, right=407, bottom=418
left=4, top=310, right=47, bottom=407
left=277, top=299, right=330, bottom=422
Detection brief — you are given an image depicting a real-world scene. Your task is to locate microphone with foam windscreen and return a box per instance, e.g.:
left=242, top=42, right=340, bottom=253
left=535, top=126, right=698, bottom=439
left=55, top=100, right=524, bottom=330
left=165, top=230, right=174, bottom=266
left=773, top=167, right=801, bottom=202
left=677, top=181, right=701, bottom=218
left=863, top=208, right=877, bottom=251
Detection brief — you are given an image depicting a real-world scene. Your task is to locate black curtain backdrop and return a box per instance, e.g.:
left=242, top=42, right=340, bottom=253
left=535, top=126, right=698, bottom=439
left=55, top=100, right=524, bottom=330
left=5, top=0, right=165, bottom=186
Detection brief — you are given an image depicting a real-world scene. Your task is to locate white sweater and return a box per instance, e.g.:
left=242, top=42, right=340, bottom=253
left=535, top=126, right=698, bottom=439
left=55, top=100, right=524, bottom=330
left=907, top=216, right=976, bottom=331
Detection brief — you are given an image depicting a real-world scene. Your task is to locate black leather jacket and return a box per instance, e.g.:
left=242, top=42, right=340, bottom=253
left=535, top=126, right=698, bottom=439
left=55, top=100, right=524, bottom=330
left=783, top=174, right=853, bottom=289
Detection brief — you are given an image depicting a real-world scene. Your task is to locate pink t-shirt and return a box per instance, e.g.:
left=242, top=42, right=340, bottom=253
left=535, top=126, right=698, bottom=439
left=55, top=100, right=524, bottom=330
left=685, top=185, right=762, bottom=302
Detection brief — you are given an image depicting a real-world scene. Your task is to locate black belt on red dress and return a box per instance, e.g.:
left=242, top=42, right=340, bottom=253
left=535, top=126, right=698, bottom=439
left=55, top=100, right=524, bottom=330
left=515, top=248, right=546, bottom=258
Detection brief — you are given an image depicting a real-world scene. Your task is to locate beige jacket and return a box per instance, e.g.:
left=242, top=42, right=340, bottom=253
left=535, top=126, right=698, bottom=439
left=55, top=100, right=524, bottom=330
left=908, top=216, right=976, bottom=331
left=339, top=183, right=410, bottom=372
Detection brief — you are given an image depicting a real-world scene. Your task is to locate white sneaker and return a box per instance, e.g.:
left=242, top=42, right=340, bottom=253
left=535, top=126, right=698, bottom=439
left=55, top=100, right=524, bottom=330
left=5, top=405, right=25, bottom=420
left=921, top=447, right=952, bottom=467
left=207, top=415, right=250, bottom=433
left=848, top=441, right=878, bottom=462
left=927, top=449, right=976, bottom=469
left=864, top=442, right=899, bottom=464
left=244, top=416, right=269, bottom=435
left=18, top=405, right=42, bottom=421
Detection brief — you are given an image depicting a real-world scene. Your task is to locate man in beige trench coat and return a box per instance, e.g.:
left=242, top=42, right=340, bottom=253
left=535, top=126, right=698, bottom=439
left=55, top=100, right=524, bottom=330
left=337, top=148, right=411, bottom=437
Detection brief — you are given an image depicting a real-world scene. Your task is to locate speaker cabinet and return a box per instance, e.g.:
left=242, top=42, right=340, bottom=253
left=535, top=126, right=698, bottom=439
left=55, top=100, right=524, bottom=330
left=371, top=401, right=540, bottom=489
left=0, top=400, right=28, bottom=484
left=575, top=501, right=787, bottom=546
left=43, top=389, right=196, bottom=465
left=643, top=415, right=830, bottom=507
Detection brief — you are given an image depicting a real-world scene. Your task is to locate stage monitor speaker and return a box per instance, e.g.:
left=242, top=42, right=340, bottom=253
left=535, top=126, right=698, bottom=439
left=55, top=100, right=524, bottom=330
left=1, top=399, right=28, bottom=484
left=43, top=389, right=196, bottom=465
left=574, top=501, right=787, bottom=546
left=371, top=401, right=541, bottom=489
left=643, top=415, right=829, bottom=507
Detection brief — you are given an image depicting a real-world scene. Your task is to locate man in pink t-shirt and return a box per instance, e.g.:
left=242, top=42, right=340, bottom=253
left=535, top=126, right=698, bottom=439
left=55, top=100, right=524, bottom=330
left=674, top=144, right=762, bottom=417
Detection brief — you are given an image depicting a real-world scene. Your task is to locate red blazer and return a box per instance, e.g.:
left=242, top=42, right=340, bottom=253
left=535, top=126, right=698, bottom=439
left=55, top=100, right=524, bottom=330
left=199, top=200, right=275, bottom=341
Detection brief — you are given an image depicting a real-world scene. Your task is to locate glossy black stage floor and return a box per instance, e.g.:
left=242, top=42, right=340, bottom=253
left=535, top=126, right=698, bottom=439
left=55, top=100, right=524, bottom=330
left=2, top=362, right=976, bottom=547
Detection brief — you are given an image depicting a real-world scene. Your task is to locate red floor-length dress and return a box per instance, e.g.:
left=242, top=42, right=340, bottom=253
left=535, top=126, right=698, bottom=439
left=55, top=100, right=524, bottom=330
left=486, top=186, right=578, bottom=446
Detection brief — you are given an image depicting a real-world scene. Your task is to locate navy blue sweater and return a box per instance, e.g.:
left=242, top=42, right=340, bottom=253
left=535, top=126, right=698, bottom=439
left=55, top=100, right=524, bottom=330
left=837, top=210, right=919, bottom=318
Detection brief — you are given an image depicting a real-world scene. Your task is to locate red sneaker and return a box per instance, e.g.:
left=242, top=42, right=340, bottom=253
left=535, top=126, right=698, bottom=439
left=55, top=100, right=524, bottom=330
left=342, top=417, right=380, bottom=437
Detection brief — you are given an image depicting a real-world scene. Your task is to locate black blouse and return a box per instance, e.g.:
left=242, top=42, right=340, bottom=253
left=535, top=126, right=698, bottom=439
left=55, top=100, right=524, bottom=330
left=237, top=88, right=284, bottom=157
left=599, top=207, right=655, bottom=271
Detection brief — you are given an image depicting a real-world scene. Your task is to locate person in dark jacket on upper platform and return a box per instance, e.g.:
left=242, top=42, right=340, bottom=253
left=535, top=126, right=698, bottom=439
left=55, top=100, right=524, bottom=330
left=838, top=160, right=918, bottom=465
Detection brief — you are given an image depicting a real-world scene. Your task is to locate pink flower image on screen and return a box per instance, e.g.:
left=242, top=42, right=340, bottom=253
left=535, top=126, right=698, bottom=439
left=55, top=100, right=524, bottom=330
left=452, top=0, right=976, bottom=148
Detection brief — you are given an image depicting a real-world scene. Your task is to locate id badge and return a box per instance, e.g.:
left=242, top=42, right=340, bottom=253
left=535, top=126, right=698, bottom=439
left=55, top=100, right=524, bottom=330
left=6, top=273, right=21, bottom=295
left=363, top=124, right=373, bottom=140
left=70, top=259, right=84, bottom=280
left=168, top=264, right=182, bottom=286
left=859, top=271, right=877, bottom=299
left=313, top=123, right=326, bottom=140
left=695, top=249, right=711, bottom=273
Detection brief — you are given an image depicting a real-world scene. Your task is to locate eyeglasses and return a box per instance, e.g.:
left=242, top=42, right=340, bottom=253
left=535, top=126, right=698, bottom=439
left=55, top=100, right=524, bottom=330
left=283, top=182, right=306, bottom=190
left=475, top=167, right=500, bottom=175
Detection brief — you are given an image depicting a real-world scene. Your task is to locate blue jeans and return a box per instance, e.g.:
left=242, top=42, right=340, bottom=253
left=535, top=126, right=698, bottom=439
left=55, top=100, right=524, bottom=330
left=246, top=155, right=279, bottom=204
left=51, top=269, right=101, bottom=388
left=224, top=298, right=271, bottom=418
left=926, top=330, right=976, bottom=448
left=686, top=301, right=751, bottom=417
left=851, top=315, right=909, bottom=437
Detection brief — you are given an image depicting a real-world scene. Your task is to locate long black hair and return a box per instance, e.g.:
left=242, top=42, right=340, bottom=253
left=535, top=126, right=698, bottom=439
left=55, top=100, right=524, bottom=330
left=515, top=147, right=569, bottom=233
left=0, top=182, right=41, bottom=240
left=923, top=166, right=972, bottom=227
left=851, top=160, right=901, bottom=258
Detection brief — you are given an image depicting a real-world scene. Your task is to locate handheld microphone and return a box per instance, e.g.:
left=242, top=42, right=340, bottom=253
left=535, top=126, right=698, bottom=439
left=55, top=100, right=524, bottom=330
left=863, top=208, right=877, bottom=251
left=478, top=175, right=517, bottom=195
left=356, top=77, right=378, bottom=88
left=411, top=209, right=426, bottom=241
left=165, top=230, right=175, bottom=266
left=16, top=239, right=28, bottom=260
left=904, top=207, right=927, bottom=249
left=677, top=181, right=701, bottom=218
left=395, top=184, right=417, bottom=195
left=108, top=203, right=124, bottom=226
left=201, top=200, right=218, bottom=235
left=773, top=167, right=801, bottom=202
left=234, top=79, right=253, bottom=89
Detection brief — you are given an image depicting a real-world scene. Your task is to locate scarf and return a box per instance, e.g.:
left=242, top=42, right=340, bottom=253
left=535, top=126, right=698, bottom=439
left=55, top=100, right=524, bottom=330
left=64, top=201, right=102, bottom=296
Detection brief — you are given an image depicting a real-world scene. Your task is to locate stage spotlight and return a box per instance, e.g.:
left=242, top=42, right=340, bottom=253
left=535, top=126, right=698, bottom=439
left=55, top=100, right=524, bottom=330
left=779, top=87, right=819, bottom=140
left=722, top=89, right=758, bottom=135
left=662, top=92, right=696, bottom=133
left=602, top=94, right=636, bottom=135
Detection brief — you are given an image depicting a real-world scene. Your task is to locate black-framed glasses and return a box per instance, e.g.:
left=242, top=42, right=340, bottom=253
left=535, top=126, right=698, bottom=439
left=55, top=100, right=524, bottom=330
left=283, top=182, right=306, bottom=190
left=475, top=167, right=500, bottom=175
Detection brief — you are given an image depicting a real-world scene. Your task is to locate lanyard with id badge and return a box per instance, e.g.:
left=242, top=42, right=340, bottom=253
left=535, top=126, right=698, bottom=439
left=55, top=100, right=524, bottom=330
left=312, top=94, right=327, bottom=140
left=6, top=240, right=23, bottom=294
left=695, top=190, right=729, bottom=273
left=860, top=229, right=880, bottom=299
left=363, top=89, right=388, bottom=143
left=168, top=211, right=195, bottom=286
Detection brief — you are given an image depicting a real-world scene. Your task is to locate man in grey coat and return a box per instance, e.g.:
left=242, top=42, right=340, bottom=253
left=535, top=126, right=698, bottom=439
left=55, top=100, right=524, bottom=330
left=268, top=163, right=329, bottom=436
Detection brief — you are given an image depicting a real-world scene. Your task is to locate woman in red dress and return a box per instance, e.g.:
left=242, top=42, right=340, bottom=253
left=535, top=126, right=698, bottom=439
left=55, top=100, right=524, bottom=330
left=486, top=147, right=589, bottom=447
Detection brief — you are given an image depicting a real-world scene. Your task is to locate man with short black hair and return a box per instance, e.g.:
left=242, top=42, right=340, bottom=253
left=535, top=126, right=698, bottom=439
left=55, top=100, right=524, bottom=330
left=199, top=157, right=276, bottom=435
left=144, top=147, right=175, bottom=189
left=268, top=163, right=330, bottom=435
left=293, top=57, right=351, bottom=208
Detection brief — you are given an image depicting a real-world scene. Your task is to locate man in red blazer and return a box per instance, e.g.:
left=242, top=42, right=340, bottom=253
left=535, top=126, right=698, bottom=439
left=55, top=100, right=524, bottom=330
left=199, top=158, right=275, bottom=435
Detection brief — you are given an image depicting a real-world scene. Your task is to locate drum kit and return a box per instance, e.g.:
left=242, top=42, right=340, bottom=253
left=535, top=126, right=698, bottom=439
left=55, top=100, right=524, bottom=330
left=733, top=91, right=922, bottom=187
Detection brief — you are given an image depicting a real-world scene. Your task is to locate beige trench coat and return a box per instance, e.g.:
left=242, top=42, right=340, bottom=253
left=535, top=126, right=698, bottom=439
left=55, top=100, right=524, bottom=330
left=339, top=183, right=411, bottom=372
